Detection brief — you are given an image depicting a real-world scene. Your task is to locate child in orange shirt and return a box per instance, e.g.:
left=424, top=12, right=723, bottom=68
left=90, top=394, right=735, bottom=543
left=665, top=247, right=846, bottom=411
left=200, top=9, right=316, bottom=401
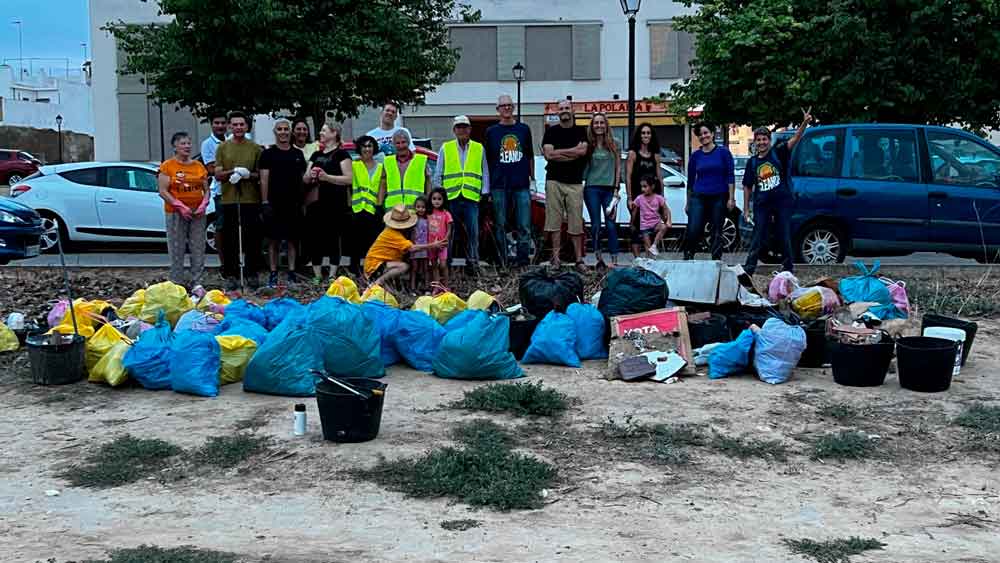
left=365, top=205, right=447, bottom=287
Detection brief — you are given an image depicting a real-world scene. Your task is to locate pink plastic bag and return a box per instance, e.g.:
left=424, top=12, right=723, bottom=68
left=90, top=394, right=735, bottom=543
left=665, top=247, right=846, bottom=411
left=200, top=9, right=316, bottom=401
left=881, top=278, right=910, bottom=315
left=47, top=300, right=69, bottom=328
left=768, top=271, right=800, bottom=302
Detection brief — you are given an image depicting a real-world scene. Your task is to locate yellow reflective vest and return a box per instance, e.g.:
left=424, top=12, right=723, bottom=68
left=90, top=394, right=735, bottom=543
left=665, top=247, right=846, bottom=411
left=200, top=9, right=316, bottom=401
left=384, top=153, right=427, bottom=208
left=351, top=160, right=382, bottom=215
left=441, top=140, right=483, bottom=202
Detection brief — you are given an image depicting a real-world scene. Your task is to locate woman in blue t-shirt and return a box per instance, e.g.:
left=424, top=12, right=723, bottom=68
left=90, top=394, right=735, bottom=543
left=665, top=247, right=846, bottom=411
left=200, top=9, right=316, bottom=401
left=684, top=122, right=735, bottom=260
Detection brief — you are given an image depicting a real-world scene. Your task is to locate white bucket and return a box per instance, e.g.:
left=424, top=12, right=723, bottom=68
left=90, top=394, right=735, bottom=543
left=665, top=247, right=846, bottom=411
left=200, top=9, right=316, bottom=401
left=922, top=326, right=966, bottom=376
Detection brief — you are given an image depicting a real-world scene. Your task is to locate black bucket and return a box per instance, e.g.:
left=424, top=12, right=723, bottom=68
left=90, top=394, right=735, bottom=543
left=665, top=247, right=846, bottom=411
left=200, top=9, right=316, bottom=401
left=897, top=336, right=958, bottom=393
left=315, top=378, right=387, bottom=442
left=830, top=340, right=894, bottom=387
left=798, top=320, right=833, bottom=368
left=27, top=333, right=86, bottom=385
left=508, top=315, right=541, bottom=361
left=727, top=310, right=770, bottom=340
left=921, top=314, right=977, bottom=366
left=689, top=313, right=730, bottom=350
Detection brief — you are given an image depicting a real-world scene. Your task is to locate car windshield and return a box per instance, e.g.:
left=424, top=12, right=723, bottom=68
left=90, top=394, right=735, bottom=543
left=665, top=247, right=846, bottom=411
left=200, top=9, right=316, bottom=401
left=18, top=152, right=37, bottom=161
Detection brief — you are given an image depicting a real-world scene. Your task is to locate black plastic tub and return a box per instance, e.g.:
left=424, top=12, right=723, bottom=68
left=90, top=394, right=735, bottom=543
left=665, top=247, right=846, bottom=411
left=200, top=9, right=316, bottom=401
left=316, top=378, right=387, bottom=443
left=921, top=314, right=977, bottom=366
left=689, top=313, right=730, bottom=350
left=830, top=340, right=894, bottom=386
left=727, top=310, right=770, bottom=340
left=799, top=320, right=833, bottom=368
left=897, top=336, right=958, bottom=393
left=508, top=315, right=541, bottom=361
left=27, top=333, right=86, bottom=385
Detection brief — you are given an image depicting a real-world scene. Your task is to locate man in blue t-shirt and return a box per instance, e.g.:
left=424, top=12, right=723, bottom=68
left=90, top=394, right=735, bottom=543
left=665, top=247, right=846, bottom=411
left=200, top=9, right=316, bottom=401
left=485, top=94, right=535, bottom=267
left=742, top=107, right=813, bottom=274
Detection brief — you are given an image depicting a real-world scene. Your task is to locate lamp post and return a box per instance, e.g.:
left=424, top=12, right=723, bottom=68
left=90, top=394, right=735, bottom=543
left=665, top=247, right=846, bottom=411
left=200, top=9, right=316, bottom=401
left=620, top=0, right=642, bottom=147
left=55, top=115, right=63, bottom=164
left=12, top=18, right=23, bottom=80
left=512, top=62, right=525, bottom=123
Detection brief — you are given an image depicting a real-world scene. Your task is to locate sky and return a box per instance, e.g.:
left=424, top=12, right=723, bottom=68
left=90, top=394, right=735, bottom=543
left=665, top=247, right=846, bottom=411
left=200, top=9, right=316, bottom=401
left=1, top=0, right=90, bottom=74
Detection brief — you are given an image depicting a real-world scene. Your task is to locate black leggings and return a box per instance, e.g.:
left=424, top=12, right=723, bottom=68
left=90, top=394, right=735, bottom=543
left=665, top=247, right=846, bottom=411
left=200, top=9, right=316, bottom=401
left=307, top=202, right=351, bottom=267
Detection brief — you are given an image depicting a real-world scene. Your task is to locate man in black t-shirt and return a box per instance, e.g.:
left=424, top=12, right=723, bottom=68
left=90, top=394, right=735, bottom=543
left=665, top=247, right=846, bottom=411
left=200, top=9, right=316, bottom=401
left=259, top=119, right=307, bottom=287
left=542, top=99, right=588, bottom=270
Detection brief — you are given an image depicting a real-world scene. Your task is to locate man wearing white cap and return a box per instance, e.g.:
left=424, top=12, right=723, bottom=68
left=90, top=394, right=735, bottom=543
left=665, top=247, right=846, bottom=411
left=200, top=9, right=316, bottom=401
left=433, top=115, right=490, bottom=274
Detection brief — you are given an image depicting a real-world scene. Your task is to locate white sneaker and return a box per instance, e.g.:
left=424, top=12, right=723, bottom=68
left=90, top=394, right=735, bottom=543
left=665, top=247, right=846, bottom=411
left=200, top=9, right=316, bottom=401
left=649, top=246, right=660, bottom=256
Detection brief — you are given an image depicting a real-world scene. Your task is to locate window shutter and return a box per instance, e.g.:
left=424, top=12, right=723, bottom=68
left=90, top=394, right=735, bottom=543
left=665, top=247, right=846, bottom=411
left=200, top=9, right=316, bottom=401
left=678, top=30, right=695, bottom=79
left=649, top=23, right=679, bottom=79
left=497, top=26, right=526, bottom=81
left=572, top=24, right=601, bottom=80
left=449, top=27, right=498, bottom=82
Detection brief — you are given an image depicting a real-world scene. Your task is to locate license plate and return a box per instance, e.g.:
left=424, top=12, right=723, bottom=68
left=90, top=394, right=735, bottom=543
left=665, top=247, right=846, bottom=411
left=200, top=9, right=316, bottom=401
left=25, top=245, right=40, bottom=257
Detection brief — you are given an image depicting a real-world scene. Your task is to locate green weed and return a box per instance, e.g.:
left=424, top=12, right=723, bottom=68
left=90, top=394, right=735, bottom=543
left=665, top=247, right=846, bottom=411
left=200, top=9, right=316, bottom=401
left=954, top=404, right=1000, bottom=433
left=782, top=536, right=886, bottom=563
left=811, top=431, right=873, bottom=461
left=191, top=433, right=271, bottom=468
left=452, top=381, right=570, bottom=417
left=817, top=403, right=859, bottom=422
left=600, top=416, right=706, bottom=466
left=709, top=433, right=789, bottom=462
left=61, top=435, right=182, bottom=489
left=440, top=519, right=482, bottom=531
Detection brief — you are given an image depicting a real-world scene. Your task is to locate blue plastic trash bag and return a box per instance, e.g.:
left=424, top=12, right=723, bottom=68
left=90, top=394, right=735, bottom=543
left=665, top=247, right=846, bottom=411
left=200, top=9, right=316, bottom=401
left=262, top=297, right=304, bottom=331
left=361, top=301, right=402, bottom=367
left=708, top=329, right=755, bottom=379
left=244, top=312, right=323, bottom=396
left=443, top=309, right=479, bottom=333
left=391, top=310, right=447, bottom=372
left=839, top=261, right=892, bottom=306
left=175, top=310, right=220, bottom=333
left=169, top=330, right=221, bottom=397
left=433, top=311, right=523, bottom=380
left=753, top=318, right=807, bottom=385
left=306, top=297, right=384, bottom=378
left=522, top=311, right=581, bottom=367
left=224, top=299, right=268, bottom=328
left=122, top=313, right=173, bottom=390
left=565, top=303, right=607, bottom=360
left=216, top=317, right=269, bottom=345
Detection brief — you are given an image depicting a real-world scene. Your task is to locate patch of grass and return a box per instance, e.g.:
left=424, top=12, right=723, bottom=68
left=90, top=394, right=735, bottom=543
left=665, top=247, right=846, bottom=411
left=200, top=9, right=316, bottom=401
left=191, top=433, right=271, bottom=468
left=61, top=435, right=182, bottom=488
left=709, top=433, right=789, bottom=462
left=352, top=422, right=556, bottom=511
left=955, top=404, right=1000, bottom=433
left=233, top=409, right=273, bottom=431
left=811, top=431, right=873, bottom=461
left=600, top=416, right=705, bottom=466
left=782, top=536, right=886, bottom=563
left=451, top=381, right=570, bottom=417
left=440, top=519, right=482, bottom=531
left=42, top=545, right=239, bottom=563
left=817, top=403, right=859, bottom=422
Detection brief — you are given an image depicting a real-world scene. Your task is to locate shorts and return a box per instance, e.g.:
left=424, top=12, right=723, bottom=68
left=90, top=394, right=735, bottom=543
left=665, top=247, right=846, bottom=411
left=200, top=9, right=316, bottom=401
left=639, top=226, right=660, bottom=239
left=367, top=261, right=387, bottom=280
left=264, top=206, right=303, bottom=242
left=427, top=246, right=448, bottom=264
left=544, top=180, right=584, bottom=235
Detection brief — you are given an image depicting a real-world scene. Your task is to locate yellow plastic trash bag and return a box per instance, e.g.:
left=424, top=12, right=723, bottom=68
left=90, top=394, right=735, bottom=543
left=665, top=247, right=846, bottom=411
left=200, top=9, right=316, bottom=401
left=413, top=295, right=433, bottom=314
left=467, top=290, right=496, bottom=311
left=55, top=298, right=112, bottom=335
left=196, top=289, right=231, bottom=312
left=361, top=284, right=399, bottom=308
left=429, top=292, right=466, bottom=324
left=326, top=276, right=362, bottom=303
left=0, top=324, right=18, bottom=352
left=49, top=323, right=95, bottom=339
left=216, top=335, right=258, bottom=385
left=85, top=323, right=128, bottom=374
left=141, top=281, right=193, bottom=326
left=117, top=289, right=146, bottom=319
left=90, top=341, right=130, bottom=386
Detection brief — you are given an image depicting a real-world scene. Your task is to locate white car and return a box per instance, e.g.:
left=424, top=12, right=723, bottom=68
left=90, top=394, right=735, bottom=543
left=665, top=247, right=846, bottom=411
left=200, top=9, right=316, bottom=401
left=8, top=161, right=216, bottom=252
left=532, top=155, right=746, bottom=251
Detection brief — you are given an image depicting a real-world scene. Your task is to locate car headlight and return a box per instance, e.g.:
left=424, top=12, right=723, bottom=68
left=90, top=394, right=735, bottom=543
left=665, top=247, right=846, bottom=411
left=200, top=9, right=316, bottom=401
left=0, top=211, right=28, bottom=224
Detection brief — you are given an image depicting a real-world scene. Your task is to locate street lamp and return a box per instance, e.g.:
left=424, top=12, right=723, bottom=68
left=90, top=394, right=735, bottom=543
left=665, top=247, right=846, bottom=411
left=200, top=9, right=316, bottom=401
left=55, top=115, right=63, bottom=164
left=512, top=62, right=525, bottom=123
left=620, top=0, right=642, bottom=146
left=12, top=18, right=24, bottom=80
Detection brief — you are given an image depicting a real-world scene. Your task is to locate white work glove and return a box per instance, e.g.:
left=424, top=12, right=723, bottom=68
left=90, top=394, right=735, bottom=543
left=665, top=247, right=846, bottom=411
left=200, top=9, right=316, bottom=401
left=234, top=167, right=250, bottom=178
left=228, top=172, right=242, bottom=185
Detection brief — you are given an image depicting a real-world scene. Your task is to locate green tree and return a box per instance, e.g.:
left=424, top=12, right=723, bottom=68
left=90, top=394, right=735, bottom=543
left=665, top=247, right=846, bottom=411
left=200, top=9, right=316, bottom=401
left=669, top=0, right=1000, bottom=131
left=108, top=0, right=480, bottom=131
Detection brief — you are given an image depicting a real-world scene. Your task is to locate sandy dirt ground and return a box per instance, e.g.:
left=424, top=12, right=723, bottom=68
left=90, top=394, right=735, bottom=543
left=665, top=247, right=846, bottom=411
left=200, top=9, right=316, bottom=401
left=1, top=323, right=998, bottom=563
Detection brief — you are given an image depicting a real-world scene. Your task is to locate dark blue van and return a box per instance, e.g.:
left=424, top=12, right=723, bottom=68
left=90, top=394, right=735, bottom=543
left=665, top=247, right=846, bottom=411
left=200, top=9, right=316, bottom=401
left=772, top=124, right=1000, bottom=263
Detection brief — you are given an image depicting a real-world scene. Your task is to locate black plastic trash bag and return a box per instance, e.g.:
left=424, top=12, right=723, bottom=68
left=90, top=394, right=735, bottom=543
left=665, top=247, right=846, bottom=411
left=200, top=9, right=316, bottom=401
left=518, top=268, right=584, bottom=317
left=597, top=267, right=669, bottom=319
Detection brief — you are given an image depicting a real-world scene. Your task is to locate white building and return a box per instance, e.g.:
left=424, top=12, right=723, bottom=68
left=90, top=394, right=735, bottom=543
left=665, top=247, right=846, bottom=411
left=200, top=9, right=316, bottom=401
left=0, top=65, right=93, bottom=135
left=90, top=0, right=695, bottom=161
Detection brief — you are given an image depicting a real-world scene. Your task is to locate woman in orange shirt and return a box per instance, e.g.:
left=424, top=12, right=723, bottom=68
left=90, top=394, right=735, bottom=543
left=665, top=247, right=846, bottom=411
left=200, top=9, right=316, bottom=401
left=158, top=131, right=210, bottom=287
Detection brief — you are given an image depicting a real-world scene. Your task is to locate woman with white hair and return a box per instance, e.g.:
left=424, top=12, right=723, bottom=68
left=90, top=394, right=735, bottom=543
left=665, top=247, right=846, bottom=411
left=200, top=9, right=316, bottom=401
left=302, top=122, right=353, bottom=283
left=259, top=118, right=307, bottom=287
left=158, top=131, right=210, bottom=286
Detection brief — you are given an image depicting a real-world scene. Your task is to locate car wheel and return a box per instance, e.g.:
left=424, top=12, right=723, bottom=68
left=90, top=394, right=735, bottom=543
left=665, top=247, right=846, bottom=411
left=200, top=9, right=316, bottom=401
left=7, top=174, right=23, bottom=186
left=38, top=213, right=68, bottom=253
left=797, top=223, right=847, bottom=264
left=698, top=211, right=742, bottom=253
left=205, top=214, right=218, bottom=253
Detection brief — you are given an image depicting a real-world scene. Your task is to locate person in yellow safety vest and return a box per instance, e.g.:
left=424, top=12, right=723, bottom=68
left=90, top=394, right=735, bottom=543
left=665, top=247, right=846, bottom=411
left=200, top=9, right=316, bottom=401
left=349, top=135, right=387, bottom=275
left=433, top=115, right=490, bottom=274
left=383, top=129, right=429, bottom=209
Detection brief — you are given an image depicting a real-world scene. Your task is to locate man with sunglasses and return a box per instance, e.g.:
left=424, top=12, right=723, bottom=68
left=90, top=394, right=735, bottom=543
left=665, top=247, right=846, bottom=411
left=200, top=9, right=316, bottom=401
left=485, top=94, right=535, bottom=267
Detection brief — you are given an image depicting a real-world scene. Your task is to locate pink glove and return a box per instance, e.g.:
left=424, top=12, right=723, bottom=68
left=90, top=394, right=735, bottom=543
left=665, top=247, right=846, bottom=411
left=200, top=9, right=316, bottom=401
left=174, top=202, right=193, bottom=219
left=194, top=199, right=209, bottom=216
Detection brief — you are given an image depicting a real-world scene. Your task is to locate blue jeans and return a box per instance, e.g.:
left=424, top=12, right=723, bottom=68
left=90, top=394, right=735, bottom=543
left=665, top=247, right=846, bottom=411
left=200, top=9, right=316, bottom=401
left=684, top=192, right=728, bottom=260
left=744, top=195, right=795, bottom=274
left=449, top=197, right=479, bottom=266
left=492, top=189, right=531, bottom=265
left=583, top=186, right=619, bottom=257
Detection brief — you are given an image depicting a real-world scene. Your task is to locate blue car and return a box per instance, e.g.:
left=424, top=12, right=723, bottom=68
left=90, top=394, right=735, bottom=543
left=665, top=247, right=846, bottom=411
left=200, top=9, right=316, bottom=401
left=0, top=196, right=44, bottom=265
left=757, top=124, right=1000, bottom=263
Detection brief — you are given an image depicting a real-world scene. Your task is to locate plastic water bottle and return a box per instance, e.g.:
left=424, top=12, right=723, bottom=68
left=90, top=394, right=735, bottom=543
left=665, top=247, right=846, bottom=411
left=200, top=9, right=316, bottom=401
left=6, top=312, right=24, bottom=330
left=293, top=404, right=306, bottom=436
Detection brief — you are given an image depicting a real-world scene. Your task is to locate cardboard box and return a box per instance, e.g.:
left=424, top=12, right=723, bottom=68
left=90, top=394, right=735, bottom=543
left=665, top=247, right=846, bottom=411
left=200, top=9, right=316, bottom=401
left=634, top=259, right=758, bottom=305
left=607, top=307, right=693, bottom=380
